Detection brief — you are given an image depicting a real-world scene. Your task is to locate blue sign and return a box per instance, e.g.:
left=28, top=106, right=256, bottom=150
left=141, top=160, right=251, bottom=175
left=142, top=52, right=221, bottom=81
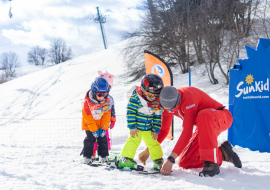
left=228, top=38, right=270, bottom=152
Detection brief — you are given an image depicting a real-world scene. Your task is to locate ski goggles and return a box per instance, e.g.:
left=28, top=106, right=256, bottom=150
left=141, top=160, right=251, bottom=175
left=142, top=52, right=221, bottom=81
left=96, top=92, right=108, bottom=97
left=141, top=86, right=160, bottom=100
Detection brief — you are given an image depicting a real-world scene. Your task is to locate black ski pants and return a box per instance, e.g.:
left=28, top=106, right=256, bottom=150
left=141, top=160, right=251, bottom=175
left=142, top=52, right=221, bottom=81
left=83, top=130, right=108, bottom=158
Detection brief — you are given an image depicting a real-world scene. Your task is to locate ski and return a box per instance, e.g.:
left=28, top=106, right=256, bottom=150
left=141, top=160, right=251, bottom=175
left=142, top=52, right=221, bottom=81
left=105, top=156, right=170, bottom=175
left=139, top=170, right=173, bottom=175
left=74, top=151, right=120, bottom=164
left=88, top=161, right=110, bottom=167
left=104, top=164, right=145, bottom=171
left=73, top=158, right=115, bottom=164
left=104, top=155, right=144, bottom=172
left=105, top=165, right=164, bottom=174
left=105, top=165, right=133, bottom=172
left=138, top=170, right=160, bottom=175
left=105, top=156, right=147, bottom=172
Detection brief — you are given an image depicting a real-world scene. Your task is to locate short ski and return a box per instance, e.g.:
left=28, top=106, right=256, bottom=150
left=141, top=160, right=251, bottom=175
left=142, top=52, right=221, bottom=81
left=104, top=165, right=144, bottom=172
left=73, top=151, right=121, bottom=164
left=139, top=170, right=173, bottom=175
left=138, top=170, right=160, bottom=175
left=88, top=161, right=110, bottom=167
left=105, top=165, right=164, bottom=174
left=73, top=158, right=114, bottom=164
left=105, top=156, right=170, bottom=175
left=105, top=165, right=132, bottom=172
left=105, top=156, right=144, bottom=172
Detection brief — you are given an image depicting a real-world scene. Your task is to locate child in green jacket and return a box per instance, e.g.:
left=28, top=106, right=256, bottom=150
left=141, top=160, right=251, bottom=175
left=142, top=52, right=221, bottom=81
left=118, top=74, right=164, bottom=170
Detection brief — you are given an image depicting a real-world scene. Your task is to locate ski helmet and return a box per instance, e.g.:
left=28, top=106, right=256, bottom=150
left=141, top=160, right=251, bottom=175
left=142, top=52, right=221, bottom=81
left=141, top=74, right=164, bottom=100
left=141, top=74, right=164, bottom=93
left=91, top=77, right=110, bottom=92
left=160, top=86, right=180, bottom=110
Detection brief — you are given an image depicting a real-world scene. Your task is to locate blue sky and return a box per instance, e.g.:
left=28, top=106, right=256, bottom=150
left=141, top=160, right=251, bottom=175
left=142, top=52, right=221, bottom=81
left=0, top=0, right=145, bottom=66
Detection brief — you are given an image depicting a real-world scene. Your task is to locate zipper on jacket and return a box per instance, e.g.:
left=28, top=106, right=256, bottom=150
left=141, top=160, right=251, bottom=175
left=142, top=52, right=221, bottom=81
left=145, top=115, right=149, bottom=130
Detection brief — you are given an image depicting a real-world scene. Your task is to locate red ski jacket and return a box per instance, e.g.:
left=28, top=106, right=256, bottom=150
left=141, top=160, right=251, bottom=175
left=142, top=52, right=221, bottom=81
left=158, top=86, right=224, bottom=156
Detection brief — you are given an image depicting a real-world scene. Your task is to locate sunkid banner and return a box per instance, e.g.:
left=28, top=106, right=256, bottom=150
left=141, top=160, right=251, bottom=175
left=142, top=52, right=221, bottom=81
left=228, top=38, right=270, bottom=153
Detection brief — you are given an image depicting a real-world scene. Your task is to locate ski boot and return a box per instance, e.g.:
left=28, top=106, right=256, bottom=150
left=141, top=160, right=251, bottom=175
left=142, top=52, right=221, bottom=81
left=117, top=156, right=137, bottom=169
left=83, top=157, right=93, bottom=165
left=219, top=141, right=242, bottom=168
left=100, top=157, right=108, bottom=164
left=153, top=158, right=164, bottom=171
left=199, top=161, right=220, bottom=177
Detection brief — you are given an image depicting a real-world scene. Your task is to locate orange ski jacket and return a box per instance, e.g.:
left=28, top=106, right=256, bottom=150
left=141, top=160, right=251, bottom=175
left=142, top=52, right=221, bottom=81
left=81, top=90, right=112, bottom=132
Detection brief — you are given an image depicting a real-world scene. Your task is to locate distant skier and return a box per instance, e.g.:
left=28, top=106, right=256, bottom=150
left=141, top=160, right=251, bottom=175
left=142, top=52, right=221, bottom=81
left=157, top=86, right=242, bottom=177
left=92, top=71, right=116, bottom=158
left=117, top=74, right=164, bottom=170
left=81, top=77, right=112, bottom=164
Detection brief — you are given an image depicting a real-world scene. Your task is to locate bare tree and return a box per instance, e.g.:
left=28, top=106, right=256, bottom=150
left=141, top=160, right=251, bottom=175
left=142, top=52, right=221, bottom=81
left=27, top=46, right=48, bottom=66
left=251, top=0, right=270, bottom=39
left=123, top=0, right=195, bottom=81
left=123, top=0, right=260, bottom=84
left=193, top=0, right=258, bottom=84
left=48, top=38, right=72, bottom=65
left=0, top=51, right=20, bottom=78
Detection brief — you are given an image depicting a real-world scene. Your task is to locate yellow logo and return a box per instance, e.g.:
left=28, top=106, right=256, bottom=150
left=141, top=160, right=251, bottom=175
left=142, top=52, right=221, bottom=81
left=245, top=74, right=254, bottom=85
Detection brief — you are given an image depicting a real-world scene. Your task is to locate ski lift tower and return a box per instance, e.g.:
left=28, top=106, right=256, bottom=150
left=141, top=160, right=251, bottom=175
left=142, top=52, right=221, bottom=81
left=94, top=7, right=108, bottom=49
left=9, top=0, right=13, bottom=18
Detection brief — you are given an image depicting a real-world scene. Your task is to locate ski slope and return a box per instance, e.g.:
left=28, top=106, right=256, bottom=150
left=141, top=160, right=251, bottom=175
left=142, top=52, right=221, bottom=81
left=0, top=40, right=270, bottom=190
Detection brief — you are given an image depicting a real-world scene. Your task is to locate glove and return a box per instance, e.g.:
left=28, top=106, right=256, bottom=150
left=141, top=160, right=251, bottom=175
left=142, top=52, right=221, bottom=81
left=138, top=147, right=150, bottom=166
left=109, top=121, right=115, bottom=129
left=99, top=128, right=106, bottom=137
left=92, top=130, right=99, bottom=138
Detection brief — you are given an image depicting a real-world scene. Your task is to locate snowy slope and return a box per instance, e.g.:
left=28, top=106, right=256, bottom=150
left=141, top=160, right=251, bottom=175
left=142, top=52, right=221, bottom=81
left=0, top=42, right=133, bottom=119
left=0, top=40, right=270, bottom=190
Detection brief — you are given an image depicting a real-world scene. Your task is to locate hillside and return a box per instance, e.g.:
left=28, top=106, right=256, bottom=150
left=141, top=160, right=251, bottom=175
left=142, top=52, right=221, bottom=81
left=0, top=39, right=269, bottom=190
left=0, top=39, right=229, bottom=119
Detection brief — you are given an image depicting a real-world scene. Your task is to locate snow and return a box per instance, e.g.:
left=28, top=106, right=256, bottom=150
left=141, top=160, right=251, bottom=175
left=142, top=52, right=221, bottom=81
left=0, top=39, right=270, bottom=190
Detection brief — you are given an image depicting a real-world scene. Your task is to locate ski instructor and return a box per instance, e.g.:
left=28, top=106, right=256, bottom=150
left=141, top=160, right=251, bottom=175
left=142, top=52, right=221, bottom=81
left=158, top=86, right=242, bottom=177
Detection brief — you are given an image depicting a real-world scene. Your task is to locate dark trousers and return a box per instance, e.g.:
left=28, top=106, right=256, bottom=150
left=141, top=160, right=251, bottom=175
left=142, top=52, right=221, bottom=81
left=83, top=130, right=109, bottom=158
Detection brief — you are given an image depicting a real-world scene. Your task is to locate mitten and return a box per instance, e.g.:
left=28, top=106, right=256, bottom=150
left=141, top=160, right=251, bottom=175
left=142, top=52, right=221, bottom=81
left=138, top=147, right=150, bottom=166
left=99, top=129, right=106, bottom=137
left=92, top=130, right=100, bottom=138
left=109, top=121, right=115, bottom=129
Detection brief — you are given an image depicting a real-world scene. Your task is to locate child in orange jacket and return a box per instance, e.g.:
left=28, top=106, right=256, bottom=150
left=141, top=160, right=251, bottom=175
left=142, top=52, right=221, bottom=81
left=82, top=77, right=113, bottom=164
left=92, top=71, right=116, bottom=158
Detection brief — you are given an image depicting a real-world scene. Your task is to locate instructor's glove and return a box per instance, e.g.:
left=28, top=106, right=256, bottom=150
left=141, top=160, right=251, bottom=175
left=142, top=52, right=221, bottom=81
left=92, top=130, right=99, bottom=138
left=138, top=147, right=150, bottom=166
left=99, top=129, right=106, bottom=137
left=109, top=121, right=115, bottom=129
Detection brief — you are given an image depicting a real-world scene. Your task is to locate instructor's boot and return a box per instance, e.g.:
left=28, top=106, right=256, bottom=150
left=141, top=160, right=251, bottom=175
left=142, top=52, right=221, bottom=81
left=199, top=161, right=220, bottom=177
left=153, top=158, right=164, bottom=171
left=117, top=156, right=137, bottom=169
left=219, top=141, right=242, bottom=168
